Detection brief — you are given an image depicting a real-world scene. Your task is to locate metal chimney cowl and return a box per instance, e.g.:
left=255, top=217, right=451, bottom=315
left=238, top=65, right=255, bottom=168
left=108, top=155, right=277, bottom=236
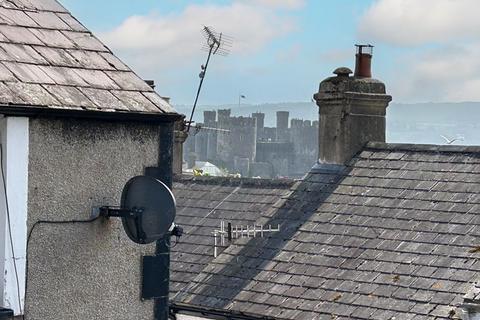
left=354, top=44, right=374, bottom=78
left=313, top=45, right=392, bottom=166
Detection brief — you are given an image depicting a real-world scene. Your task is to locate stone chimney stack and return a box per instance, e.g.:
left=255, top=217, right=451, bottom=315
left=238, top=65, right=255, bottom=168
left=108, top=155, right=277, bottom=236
left=313, top=45, right=392, bottom=166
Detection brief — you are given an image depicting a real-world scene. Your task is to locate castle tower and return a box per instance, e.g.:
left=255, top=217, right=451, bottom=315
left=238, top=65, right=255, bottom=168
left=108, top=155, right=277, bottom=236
left=276, top=111, right=289, bottom=142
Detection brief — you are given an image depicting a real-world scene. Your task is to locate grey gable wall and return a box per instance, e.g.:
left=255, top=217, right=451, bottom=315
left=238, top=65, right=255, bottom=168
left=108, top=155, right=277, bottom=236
left=26, top=118, right=163, bottom=320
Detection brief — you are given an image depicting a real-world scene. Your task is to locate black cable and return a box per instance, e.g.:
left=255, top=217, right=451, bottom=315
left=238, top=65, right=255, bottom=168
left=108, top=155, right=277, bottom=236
left=24, top=216, right=100, bottom=319
left=0, top=145, right=100, bottom=320
left=1, top=141, right=99, bottom=320
left=26, top=217, right=100, bottom=246
left=0, top=146, right=24, bottom=319
left=169, top=236, right=180, bottom=248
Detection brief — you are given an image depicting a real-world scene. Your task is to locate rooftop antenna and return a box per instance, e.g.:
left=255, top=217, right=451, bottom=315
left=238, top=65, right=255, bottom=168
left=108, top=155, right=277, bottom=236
left=186, top=26, right=233, bottom=133
left=191, top=125, right=230, bottom=136
left=212, top=220, right=281, bottom=257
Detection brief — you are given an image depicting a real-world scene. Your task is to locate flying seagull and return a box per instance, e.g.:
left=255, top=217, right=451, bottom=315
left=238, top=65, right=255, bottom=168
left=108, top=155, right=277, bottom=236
left=440, top=134, right=464, bottom=145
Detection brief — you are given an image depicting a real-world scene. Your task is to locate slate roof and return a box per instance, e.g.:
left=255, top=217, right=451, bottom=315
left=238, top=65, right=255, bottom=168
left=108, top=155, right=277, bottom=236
left=0, top=0, right=177, bottom=116
left=174, top=142, right=480, bottom=320
left=171, top=175, right=296, bottom=296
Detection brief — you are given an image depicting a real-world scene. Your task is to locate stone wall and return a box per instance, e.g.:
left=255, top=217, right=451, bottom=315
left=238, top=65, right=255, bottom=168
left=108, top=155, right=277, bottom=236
left=290, top=119, right=319, bottom=177
left=256, top=142, right=294, bottom=177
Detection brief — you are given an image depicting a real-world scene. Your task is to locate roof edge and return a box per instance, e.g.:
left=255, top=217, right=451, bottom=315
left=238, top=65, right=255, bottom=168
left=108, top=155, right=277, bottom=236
left=173, top=174, right=296, bottom=188
left=366, top=141, right=480, bottom=154
left=0, top=105, right=184, bottom=123
left=170, top=302, right=277, bottom=320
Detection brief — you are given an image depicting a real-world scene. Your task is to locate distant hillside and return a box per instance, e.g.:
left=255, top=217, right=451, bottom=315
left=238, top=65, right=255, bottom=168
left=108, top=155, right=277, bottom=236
left=175, top=102, right=480, bottom=146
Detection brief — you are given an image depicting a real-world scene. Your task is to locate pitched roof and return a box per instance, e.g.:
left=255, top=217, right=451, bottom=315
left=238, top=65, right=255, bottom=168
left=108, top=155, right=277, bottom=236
left=171, top=175, right=296, bottom=296
left=0, top=0, right=178, bottom=118
left=173, top=142, right=480, bottom=319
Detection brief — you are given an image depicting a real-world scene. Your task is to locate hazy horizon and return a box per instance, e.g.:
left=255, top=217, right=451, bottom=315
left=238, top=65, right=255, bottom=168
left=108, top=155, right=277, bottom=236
left=176, top=101, right=480, bottom=146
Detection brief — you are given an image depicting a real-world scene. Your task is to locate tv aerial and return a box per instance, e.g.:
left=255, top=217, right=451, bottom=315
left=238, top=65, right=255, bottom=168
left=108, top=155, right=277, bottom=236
left=186, top=26, right=233, bottom=133
left=191, top=124, right=231, bottom=136
left=212, top=220, right=281, bottom=257
left=94, top=176, right=182, bottom=244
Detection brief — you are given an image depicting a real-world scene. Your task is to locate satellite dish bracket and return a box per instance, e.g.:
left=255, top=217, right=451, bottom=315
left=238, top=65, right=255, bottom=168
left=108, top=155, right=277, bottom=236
left=92, top=176, right=177, bottom=244
left=98, top=206, right=148, bottom=242
left=98, top=206, right=144, bottom=219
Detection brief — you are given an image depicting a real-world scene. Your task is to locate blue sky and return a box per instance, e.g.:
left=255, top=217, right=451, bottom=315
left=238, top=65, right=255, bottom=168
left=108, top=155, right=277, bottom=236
left=62, top=0, right=480, bottom=106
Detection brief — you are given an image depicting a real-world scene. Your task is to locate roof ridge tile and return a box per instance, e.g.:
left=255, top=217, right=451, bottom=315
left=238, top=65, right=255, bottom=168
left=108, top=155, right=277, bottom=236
left=365, top=142, right=480, bottom=154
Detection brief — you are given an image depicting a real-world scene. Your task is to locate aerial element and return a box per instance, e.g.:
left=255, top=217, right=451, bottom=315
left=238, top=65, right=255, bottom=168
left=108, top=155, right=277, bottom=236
left=186, top=26, right=233, bottom=133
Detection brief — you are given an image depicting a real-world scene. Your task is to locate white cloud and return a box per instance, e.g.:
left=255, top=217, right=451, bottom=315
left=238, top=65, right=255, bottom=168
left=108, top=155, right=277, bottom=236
left=359, top=0, right=480, bottom=46
left=240, top=0, right=305, bottom=9
left=357, top=0, right=480, bottom=102
left=100, top=2, right=296, bottom=73
left=391, top=44, right=480, bottom=102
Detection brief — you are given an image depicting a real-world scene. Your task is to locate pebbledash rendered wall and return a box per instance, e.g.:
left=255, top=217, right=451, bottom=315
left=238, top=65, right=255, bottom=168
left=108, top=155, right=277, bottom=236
left=25, top=117, right=164, bottom=320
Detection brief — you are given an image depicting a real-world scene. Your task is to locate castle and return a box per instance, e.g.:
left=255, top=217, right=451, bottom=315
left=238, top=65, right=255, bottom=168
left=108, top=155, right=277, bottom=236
left=183, top=109, right=318, bottom=178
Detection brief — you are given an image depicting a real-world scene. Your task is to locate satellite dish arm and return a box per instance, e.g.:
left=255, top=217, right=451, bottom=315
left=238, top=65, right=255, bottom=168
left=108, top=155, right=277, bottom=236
left=95, top=206, right=183, bottom=239
left=98, top=206, right=144, bottom=218
left=135, top=214, right=147, bottom=243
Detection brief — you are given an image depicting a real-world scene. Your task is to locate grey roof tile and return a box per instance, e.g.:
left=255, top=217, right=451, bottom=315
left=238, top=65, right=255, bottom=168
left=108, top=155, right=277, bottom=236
left=0, top=82, right=21, bottom=104
left=13, top=0, right=68, bottom=13
left=61, top=30, right=107, bottom=51
left=3, top=61, right=55, bottom=84
left=31, top=46, right=76, bottom=65
left=1, top=43, right=48, bottom=64
left=170, top=177, right=295, bottom=296
left=0, top=7, right=38, bottom=27
left=26, top=11, right=71, bottom=30
left=0, top=63, right=17, bottom=81
left=0, top=1, right=16, bottom=9
left=0, top=0, right=177, bottom=116
left=79, top=88, right=129, bottom=111
left=67, top=49, right=114, bottom=70
left=173, top=145, right=480, bottom=319
left=42, top=84, right=94, bottom=109
left=99, top=52, right=130, bottom=71
left=105, top=70, right=154, bottom=91
left=0, top=25, right=43, bottom=45
left=56, top=12, right=88, bottom=32
left=38, top=65, right=88, bottom=86
left=111, top=90, right=162, bottom=113
left=6, top=82, right=59, bottom=106
left=73, top=69, right=119, bottom=90
left=30, top=28, right=75, bottom=48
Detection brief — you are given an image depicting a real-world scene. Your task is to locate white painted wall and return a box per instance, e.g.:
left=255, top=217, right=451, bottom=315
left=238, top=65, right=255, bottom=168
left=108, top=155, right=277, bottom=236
left=0, top=116, right=29, bottom=315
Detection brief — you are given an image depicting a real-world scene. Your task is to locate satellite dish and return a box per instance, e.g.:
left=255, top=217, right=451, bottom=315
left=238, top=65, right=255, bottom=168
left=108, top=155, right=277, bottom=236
left=97, top=176, right=176, bottom=244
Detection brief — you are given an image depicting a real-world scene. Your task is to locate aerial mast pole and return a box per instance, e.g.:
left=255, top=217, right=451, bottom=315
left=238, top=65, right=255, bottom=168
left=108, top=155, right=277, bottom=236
left=186, top=26, right=232, bottom=133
